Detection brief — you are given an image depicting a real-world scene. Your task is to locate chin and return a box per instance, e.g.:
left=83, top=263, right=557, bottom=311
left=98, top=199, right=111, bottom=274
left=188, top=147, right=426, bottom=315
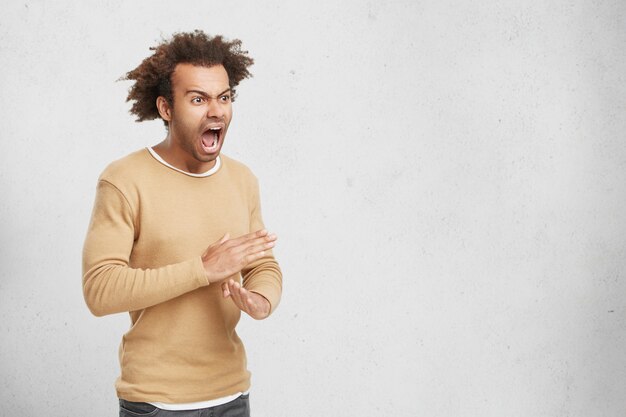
left=194, top=146, right=221, bottom=162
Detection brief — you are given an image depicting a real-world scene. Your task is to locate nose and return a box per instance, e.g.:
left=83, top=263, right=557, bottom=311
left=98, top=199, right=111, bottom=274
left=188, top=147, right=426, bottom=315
left=206, top=97, right=224, bottom=118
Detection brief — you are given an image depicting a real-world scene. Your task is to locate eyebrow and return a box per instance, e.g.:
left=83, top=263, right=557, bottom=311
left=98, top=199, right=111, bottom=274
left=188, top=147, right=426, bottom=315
left=185, top=88, right=232, bottom=98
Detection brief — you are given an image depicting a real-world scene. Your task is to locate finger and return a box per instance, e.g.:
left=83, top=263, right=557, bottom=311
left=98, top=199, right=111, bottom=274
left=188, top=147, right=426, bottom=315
left=244, top=250, right=268, bottom=265
left=230, top=234, right=277, bottom=255
left=250, top=233, right=277, bottom=246
left=226, top=229, right=268, bottom=246
left=237, top=286, right=261, bottom=317
left=226, top=280, right=238, bottom=303
left=222, top=282, right=230, bottom=297
left=227, top=230, right=276, bottom=248
left=240, top=286, right=258, bottom=312
left=228, top=280, right=246, bottom=312
left=246, top=240, right=276, bottom=255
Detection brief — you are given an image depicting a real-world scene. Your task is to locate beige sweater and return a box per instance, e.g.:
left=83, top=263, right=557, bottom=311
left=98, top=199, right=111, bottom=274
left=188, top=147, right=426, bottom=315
left=82, top=149, right=282, bottom=403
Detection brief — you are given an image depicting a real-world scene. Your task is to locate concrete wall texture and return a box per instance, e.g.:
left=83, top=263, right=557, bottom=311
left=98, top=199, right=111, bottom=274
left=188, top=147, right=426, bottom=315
left=1, top=1, right=625, bottom=416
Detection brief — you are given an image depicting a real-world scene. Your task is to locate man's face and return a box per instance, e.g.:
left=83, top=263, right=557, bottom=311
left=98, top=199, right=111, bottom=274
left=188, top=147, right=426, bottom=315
left=161, top=63, right=232, bottom=172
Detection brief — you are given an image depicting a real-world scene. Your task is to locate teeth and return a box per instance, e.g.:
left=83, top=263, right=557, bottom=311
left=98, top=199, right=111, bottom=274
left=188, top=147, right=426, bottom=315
left=202, top=127, right=221, bottom=151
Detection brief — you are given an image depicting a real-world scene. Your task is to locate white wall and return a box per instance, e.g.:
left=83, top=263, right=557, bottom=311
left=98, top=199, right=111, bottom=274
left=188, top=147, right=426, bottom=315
left=1, top=1, right=625, bottom=416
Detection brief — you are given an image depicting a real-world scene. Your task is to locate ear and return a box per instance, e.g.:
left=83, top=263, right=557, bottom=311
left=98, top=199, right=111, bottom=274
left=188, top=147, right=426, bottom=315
left=156, top=96, right=172, bottom=122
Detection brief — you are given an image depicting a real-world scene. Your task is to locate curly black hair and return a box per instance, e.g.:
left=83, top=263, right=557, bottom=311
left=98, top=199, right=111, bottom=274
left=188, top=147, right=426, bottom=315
left=122, top=31, right=254, bottom=125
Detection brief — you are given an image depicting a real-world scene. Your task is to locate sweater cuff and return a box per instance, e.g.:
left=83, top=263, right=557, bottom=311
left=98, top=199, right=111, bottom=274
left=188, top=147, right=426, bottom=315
left=246, top=280, right=281, bottom=315
left=191, top=256, right=210, bottom=286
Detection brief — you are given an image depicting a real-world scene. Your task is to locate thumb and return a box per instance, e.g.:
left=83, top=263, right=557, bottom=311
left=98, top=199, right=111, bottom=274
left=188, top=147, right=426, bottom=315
left=219, top=233, right=230, bottom=244
left=221, top=281, right=230, bottom=297
left=205, top=233, right=230, bottom=255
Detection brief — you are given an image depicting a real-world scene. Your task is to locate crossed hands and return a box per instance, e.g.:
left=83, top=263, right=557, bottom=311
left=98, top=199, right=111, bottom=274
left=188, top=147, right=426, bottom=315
left=202, top=229, right=276, bottom=320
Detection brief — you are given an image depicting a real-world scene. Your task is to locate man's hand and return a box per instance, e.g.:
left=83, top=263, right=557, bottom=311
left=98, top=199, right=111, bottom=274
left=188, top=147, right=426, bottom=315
left=222, top=279, right=271, bottom=320
left=202, top=229, right=277, bottom=284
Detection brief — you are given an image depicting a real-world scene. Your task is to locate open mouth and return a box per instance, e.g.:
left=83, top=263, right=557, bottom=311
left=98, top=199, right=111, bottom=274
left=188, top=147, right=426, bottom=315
left=201, top=127, right=222, bottom=153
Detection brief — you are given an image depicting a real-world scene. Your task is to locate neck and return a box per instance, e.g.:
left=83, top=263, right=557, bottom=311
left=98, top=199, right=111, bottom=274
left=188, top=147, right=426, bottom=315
left=153, top=137, right=216, bottom=174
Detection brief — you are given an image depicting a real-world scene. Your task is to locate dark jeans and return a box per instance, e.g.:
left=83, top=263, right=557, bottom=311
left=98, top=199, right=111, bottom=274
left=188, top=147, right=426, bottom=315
left=119, top=394, right=250, bottom=417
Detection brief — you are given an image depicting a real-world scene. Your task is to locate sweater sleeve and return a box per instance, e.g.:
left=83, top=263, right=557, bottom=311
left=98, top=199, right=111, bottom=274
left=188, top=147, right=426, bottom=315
left=82, top=180, right=209, bottom=317
left=241, top=176, right=283, bottom=314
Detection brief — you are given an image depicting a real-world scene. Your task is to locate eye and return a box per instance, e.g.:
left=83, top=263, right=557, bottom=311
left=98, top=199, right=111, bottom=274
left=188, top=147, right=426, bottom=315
left=220, top=94, right=231, bottom=103
left=191, top=96, right=204, bottom=104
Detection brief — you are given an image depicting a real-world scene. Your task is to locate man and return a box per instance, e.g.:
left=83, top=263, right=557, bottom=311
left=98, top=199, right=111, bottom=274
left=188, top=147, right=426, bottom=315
left=82, top=31, right=282, bottom=417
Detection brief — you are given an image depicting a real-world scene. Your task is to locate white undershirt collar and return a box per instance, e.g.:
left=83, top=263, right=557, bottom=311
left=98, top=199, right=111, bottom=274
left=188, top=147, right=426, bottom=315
left=147, top=147, right=221, bottom=178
